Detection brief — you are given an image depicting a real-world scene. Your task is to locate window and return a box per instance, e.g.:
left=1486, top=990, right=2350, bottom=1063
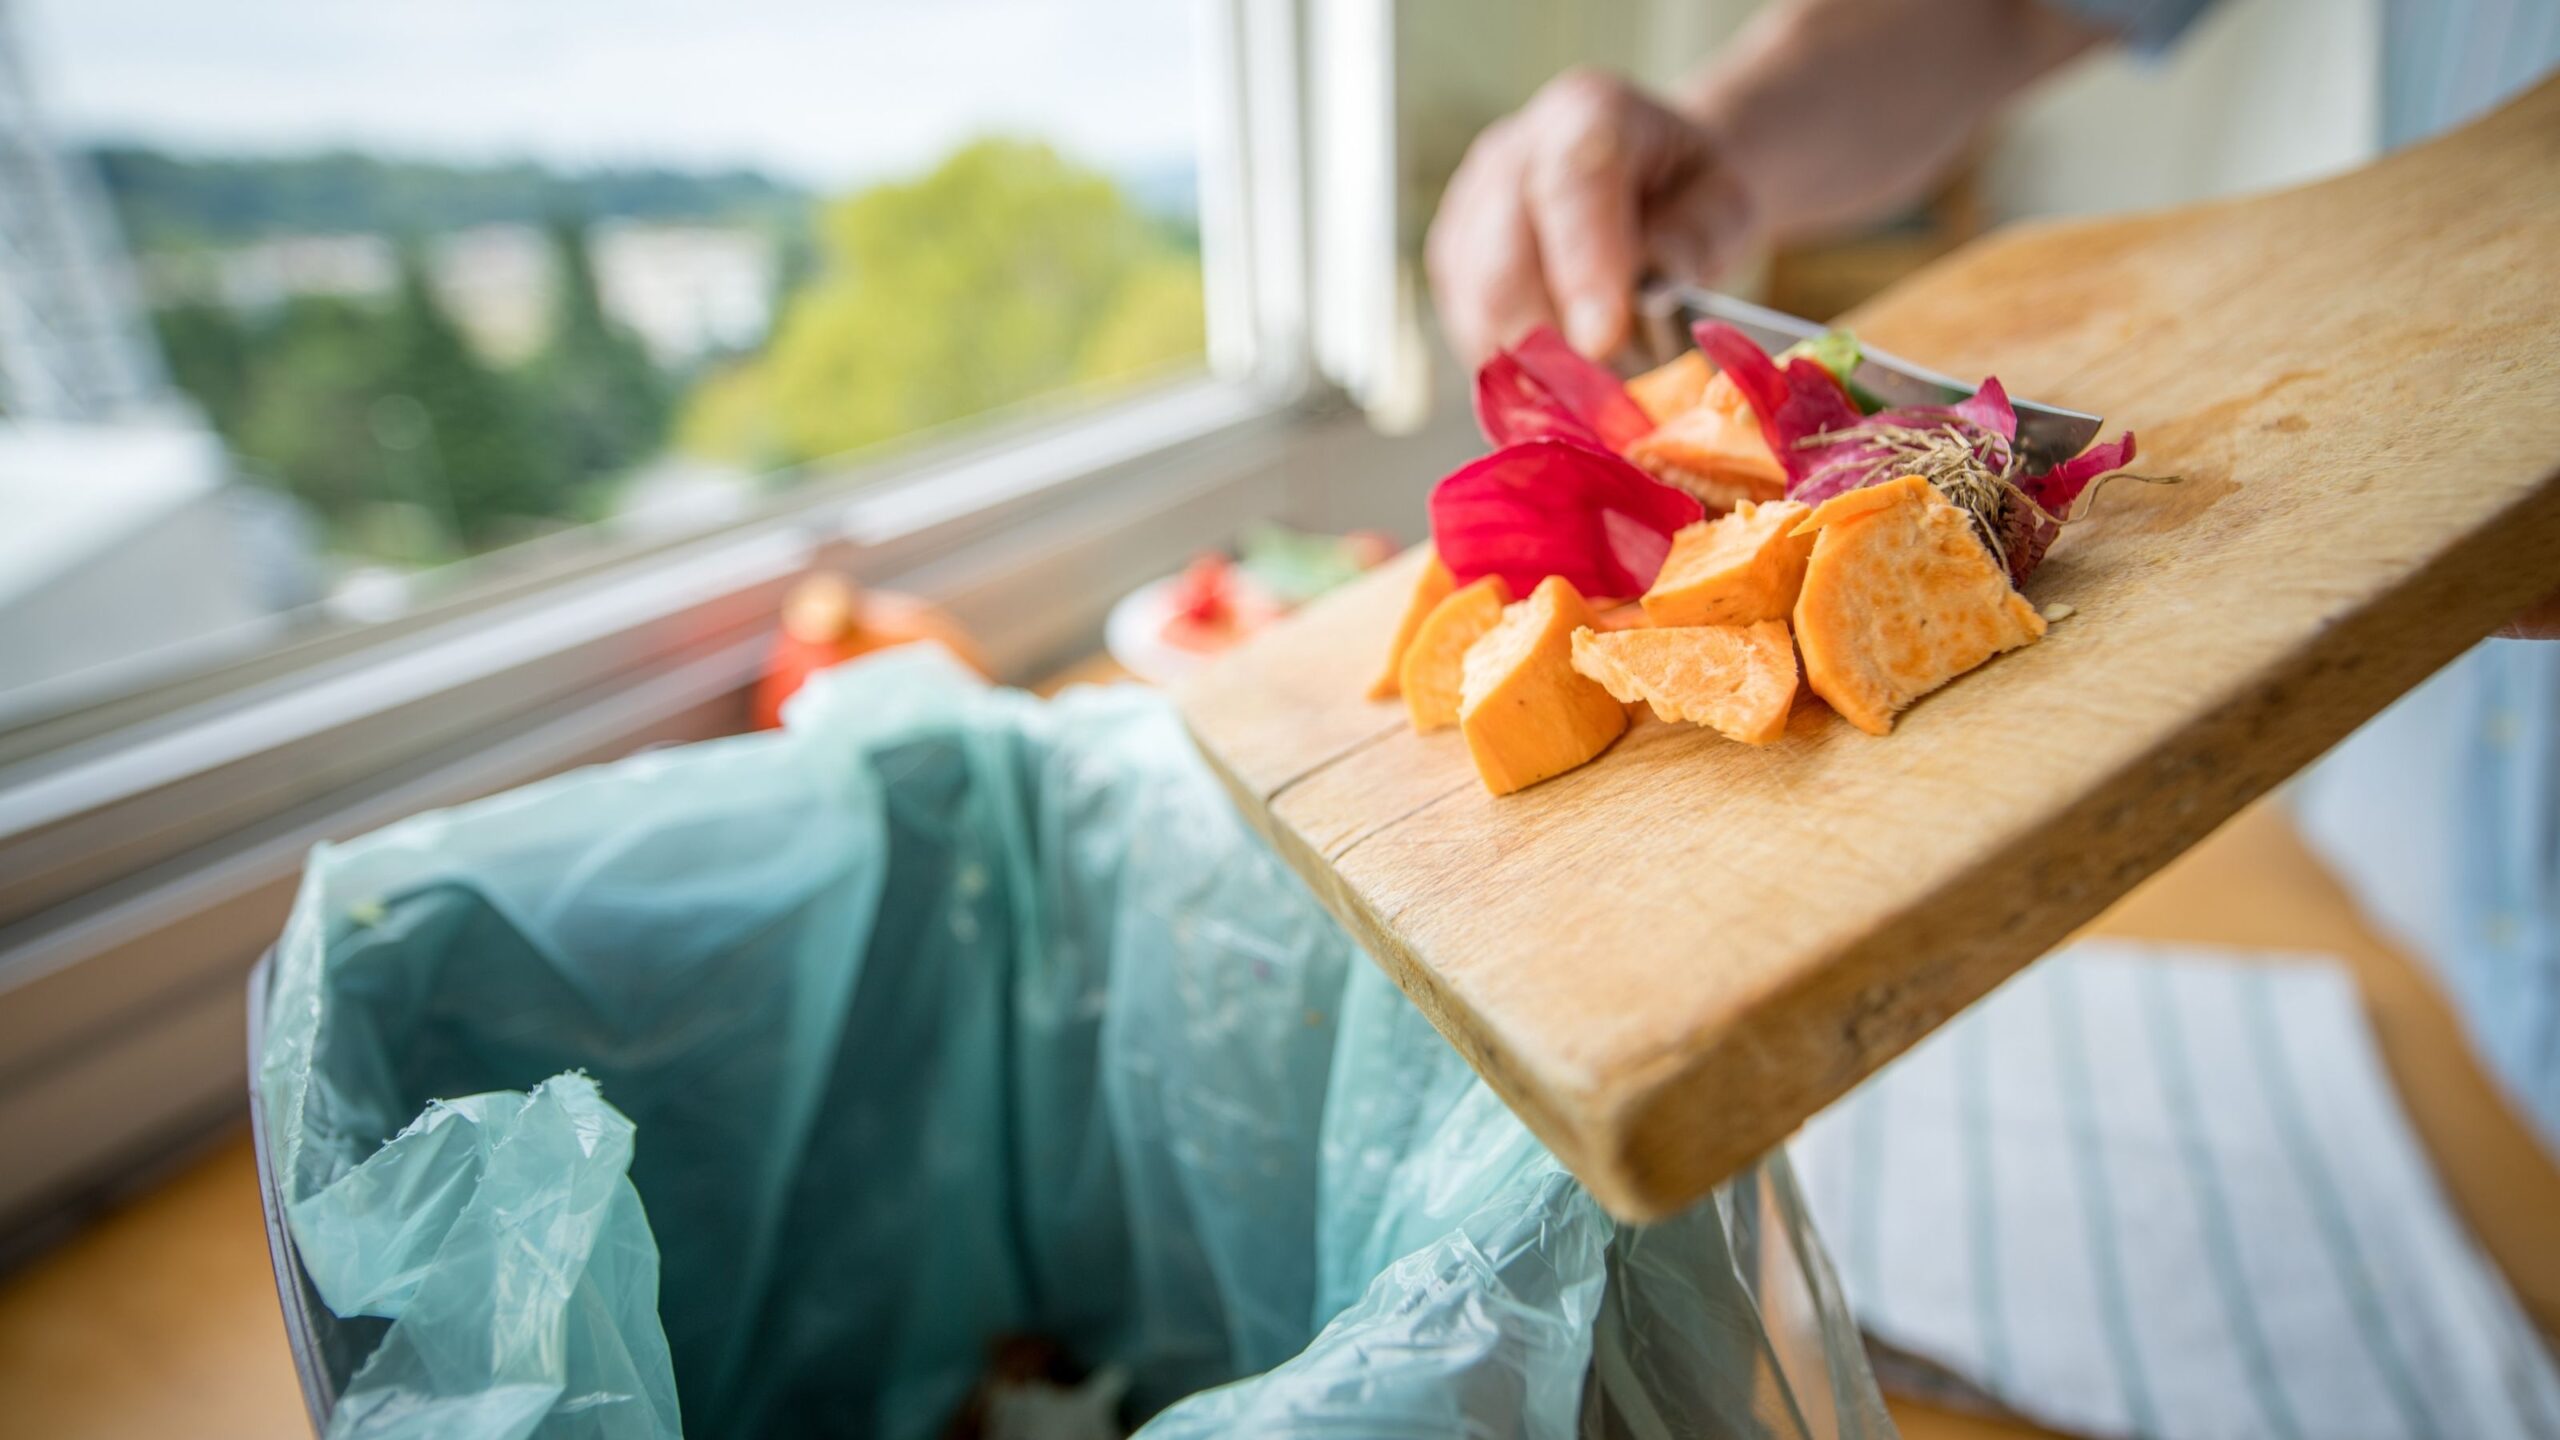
left=0, top=0, right=1482, bottom=1239
left=3, top=0, right=1231, bottom=723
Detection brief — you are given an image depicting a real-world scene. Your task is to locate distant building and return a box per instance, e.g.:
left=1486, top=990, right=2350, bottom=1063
left=0, top=0, right=168, bottom=421
left=144, top=219, right=780, bottom=370
left=432, top=223, right=554, bottom=364
left=429, top=220, right=780, bottom=367
left=0, top=420, right=287, bottom=711
left=592, top=221, right=775, bottom=366
left=206, top=233, right=399, bottom=312
left=0, top=0, right=301, bottom=711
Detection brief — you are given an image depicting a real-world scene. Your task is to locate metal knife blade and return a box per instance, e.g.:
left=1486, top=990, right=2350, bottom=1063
left=1635, top=284, right=2103, bottom=471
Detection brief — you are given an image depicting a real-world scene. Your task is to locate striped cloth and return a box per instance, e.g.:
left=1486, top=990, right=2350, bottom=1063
left=2053, top=0, right=2560, bottom=1156
left=1791, top=940, right=2560, bottom=1440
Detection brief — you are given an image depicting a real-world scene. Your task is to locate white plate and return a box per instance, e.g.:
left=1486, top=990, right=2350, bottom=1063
left=1104, top=572, right=1279, bottom=686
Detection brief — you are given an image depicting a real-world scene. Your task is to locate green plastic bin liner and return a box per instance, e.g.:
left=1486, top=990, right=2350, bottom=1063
left=255, top=646, right=1888, bottom=1440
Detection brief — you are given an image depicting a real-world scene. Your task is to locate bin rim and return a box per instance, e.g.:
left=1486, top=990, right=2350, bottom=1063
left=247, top=949, right=335, bottom=1437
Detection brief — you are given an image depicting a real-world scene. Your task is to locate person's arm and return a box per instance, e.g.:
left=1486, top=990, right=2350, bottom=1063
left=1426, top=0, right=2111, bottom=367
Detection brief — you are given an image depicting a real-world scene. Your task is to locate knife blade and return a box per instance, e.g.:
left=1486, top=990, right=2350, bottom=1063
left=1635, top=284, right=2104, bottom=471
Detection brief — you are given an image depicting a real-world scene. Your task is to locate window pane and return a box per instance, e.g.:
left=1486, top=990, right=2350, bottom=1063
left=1, top=0, right=1206, bottom=718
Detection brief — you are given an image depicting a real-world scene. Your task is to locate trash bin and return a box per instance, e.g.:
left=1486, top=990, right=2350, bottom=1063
left=250, top=646, right=1890, bottom=1440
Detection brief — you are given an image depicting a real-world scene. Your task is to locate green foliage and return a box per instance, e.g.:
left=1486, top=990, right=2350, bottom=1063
left=525, top=217, right=670, bottom=488
left=152, top=300, right=255, bottom=434
left=233, top=296, right=404, bottom=538
left=220, top=258, right=571, bottom=560
left=673, top=363, right=788, bottom=475
left=163, top=225, right=683, bottom=561
left=91, top=146, right=800, bottom=250
left=1074, top=254, right=1209, bottom=383
left=381, top=250, right=565, bottom=548
left=129, top=137, right=1201, bottom=565
left=680, top=139, right=1204, bottom=465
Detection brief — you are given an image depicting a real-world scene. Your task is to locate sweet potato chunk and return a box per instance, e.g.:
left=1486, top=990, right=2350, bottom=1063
left=1368, top=551, right=1456, bottom=699
left=1570, top=622, right=1797, bottom=744
left=1791, top=475, right=2045, bottom=735
left=1641, top=499, right=1815, bottom=628
left=1458, top=577, right=1628, bottom=795
left=1624, top=371, right=1786, bottom=510
left=1401, top=575, right=1511, bottom=731
left=1626, top=351, right=1711, bottom=425
left=1591, top=600, right=1651, bottom=632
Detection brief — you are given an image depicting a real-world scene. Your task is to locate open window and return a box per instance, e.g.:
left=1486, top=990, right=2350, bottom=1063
left=0, top=0, right=1485, bottom=1247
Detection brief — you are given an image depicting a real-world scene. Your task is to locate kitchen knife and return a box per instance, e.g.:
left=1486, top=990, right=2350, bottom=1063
left=1636, top=283, right=2105, bottom=471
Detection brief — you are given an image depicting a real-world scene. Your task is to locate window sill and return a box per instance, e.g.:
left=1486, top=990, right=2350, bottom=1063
left=0, top=376, right=1301, bottom=925
left=0, top=371, right=1483, bottom=1243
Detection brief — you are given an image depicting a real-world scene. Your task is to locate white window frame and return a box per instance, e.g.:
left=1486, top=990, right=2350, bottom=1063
left=0, top=0, right=1479, bottom=1248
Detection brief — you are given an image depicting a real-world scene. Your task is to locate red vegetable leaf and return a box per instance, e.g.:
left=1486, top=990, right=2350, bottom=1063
left=1952, top=375, right=2017, bottom=441
left=2026, top=431, right=2136, bottom=514
left=1511, top=327, right=1655, bottom=451
left=1689, top=321, right=1862, bottom=482
left=2007, top=431, right=2136, bottom=582
left=1475, top=350, right=1605, bottom=449
left=1473, top=325, right=1654, bottom=453
left=1430, top=439, right=1703, bottom=600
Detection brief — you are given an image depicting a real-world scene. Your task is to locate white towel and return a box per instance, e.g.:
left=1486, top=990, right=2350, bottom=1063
left=1790, top=939, right=2560, bottom=1440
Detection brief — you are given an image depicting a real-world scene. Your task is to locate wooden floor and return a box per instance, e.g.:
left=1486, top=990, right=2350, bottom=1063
left=3, top=791, right=2553, bottom=1439
left=0, top=1134, right=303, bottom=1439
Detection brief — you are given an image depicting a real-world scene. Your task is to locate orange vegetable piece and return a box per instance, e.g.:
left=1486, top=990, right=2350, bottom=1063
left=1625, top=350, right=1711, bottom=425
left=1569, top=622, right=1798, bottom=745
left=1368, top=551, right=1456, bottom=699
left=754, top=573, right=989, bottom=729
left=1624, top=370, right=1787, bottom=510
left=1458, top=576, right=1628, bottom=795
left=1641, top=499, right=1815, bottom=628
left=1790, top=475, right=2046, bottom=735
left=1401, top=575, right=1512, bottom=731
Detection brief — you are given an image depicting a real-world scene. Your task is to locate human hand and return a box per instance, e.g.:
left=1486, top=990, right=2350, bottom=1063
left=1425, top=2, right=2115, bottom=371
left=1425, top=69, right=1756, bottom=369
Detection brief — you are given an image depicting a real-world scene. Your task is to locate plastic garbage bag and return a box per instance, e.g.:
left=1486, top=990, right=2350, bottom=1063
left=258, top=646, right=1888, bottom=1440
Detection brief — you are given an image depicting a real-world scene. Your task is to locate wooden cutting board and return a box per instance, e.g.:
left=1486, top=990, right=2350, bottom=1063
left=1180, top=77, right=2560, bottom=1221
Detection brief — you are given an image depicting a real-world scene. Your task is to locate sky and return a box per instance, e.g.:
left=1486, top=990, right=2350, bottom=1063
left=19, top=0, right=1203, bottom=185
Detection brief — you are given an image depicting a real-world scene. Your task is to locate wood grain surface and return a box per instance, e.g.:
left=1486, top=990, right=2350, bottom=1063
left=1180, top=76, right=2560, bottom=1220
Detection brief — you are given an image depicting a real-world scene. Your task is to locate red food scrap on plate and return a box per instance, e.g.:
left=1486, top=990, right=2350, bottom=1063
left=1161, top=553, right=1281, bottom=653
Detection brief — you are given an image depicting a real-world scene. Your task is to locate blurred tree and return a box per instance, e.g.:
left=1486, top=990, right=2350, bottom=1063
left=1075, top=253, right=1209, bottom=383
left=765, top=215, right=820, bottom=327
left=153, top=240, right=662, bottom=562
left=233, top=295, right=400, bottom=535
left=525, top=215, right=670, bottom=489
left=224, top=252, right=559, bottom=556
left=152, top=299, right=255, bottom=434
left=674, top=362, right=790, bottom=475
left=679, top=138, right=1204, bottom=466
left=381, top=248, right=563, bottom=548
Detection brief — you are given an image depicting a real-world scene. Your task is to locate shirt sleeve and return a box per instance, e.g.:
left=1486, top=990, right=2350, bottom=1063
left=2042, top=0, right=2219, bottom=56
